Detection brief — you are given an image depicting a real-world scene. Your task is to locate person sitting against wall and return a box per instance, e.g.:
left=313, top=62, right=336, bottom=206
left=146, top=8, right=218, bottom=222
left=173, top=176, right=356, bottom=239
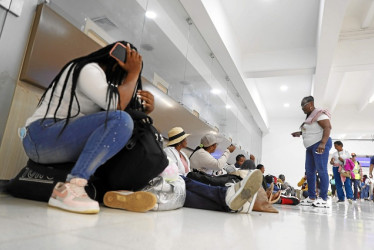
left=20, top=41, right=151, bottom=214
left=189, top=134, right=236, bottom=175
left=277, top=174, right=295, bottom=196
left=240, top=155, right=256, bottom=170
left=164, top=127, right=191, bottom=176
left=234, top=154, right=246, bottom=169
left=297, top=174, right=309, bottom=199
left=264, top=175, right=281, bottom=202
left=163, top=127, right=262, bottom=213
left=257, top=164, right=267, bottom=190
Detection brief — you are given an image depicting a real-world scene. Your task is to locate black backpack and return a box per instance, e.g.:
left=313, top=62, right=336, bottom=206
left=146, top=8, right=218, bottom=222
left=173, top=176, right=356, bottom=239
left=94, top=109, right=169, bottom=191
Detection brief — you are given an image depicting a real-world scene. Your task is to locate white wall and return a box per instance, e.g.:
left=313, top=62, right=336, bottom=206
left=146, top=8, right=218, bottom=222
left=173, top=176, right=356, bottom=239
left=0, top=0, right=42, bottom=143
left=262, top=118, right=306, bottom=188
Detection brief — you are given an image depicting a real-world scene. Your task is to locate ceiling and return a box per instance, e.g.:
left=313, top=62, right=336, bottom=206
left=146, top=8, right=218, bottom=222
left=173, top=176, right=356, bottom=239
left=50, top=0, right=374, bottom=142
left=181, top=0, right=374, bottom=140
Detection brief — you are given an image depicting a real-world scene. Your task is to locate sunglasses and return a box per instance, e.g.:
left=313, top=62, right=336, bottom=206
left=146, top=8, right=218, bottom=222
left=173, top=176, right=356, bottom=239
left=301, top=102, right=311, bottom=108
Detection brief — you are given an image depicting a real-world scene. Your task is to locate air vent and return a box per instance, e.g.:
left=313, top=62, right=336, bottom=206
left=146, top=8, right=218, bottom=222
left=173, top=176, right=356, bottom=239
left=92, top=16, right=117, bottom=30
left=156, top=82, right=168, bottom=94
left=192, top=110, right=199, bottom=118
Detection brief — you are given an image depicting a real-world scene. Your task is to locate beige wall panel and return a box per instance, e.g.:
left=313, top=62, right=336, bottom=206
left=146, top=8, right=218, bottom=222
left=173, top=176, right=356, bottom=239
left=0, top=82, right=43, bottom=179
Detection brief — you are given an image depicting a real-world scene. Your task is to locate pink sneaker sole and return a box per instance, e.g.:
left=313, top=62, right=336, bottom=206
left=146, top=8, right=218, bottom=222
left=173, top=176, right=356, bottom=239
left=48, top=197, right=100, bottom=214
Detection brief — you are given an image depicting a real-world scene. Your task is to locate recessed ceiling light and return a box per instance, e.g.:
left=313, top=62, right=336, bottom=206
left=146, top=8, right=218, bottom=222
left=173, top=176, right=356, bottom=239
left=280, top=85, right=288, bottom=91
left=145, top=11, right=157, bottom=19
left=140, top=43, right=154, bottom=51
left=283, top=103, right=290, bottom=108
left=210, top=89, right=221, bottom=95
left=225, top=105, right=231, bottom=109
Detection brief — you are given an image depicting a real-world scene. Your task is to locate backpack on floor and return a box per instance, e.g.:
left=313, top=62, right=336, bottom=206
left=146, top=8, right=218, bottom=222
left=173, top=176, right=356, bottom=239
left=94, top=109, right=169, bottom=192
left=186, top=169, right=242, bottom=187
left=5, top=160, right=73, bottom=202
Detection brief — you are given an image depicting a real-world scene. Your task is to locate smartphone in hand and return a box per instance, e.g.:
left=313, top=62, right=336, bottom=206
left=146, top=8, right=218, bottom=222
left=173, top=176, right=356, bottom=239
left=110, top=43, right=127, bottom=62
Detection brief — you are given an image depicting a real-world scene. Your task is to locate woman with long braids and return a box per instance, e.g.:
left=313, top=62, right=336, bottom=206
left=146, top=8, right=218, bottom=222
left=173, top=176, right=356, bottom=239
left=21, top=41, right=152, bottom=214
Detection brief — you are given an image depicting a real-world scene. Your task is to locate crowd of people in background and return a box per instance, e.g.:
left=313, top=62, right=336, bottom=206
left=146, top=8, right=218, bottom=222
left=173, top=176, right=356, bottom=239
left=294, top=141, right=374, bottom=203
left=328, top=142, right=374, bottom=202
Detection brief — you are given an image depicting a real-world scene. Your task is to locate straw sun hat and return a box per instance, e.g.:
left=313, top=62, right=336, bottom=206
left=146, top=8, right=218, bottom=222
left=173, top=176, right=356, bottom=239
left=167, top=127, right=190, bottom=146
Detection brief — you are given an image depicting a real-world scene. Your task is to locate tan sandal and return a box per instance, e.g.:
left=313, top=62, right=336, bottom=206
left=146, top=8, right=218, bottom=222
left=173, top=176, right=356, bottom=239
left=253, top=187, right=279, bottom=213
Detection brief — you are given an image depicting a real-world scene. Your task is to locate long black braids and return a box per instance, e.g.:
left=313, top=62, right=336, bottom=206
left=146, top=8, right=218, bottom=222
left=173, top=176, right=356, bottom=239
left=38, top=41, right=143, bottom=134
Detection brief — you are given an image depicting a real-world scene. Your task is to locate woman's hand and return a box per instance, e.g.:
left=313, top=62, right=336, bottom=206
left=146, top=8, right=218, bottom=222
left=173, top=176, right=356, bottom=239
left=316, top=142, right=326, bottom=154
left=115, top=43, right=143, bottom=110
left=291, top=131, right=301, bottom=137
left=137, top=90, right=154, bottom=114
left=227, top=144, right=236, bottom=153
left=114, top=43, right=142, bottom=77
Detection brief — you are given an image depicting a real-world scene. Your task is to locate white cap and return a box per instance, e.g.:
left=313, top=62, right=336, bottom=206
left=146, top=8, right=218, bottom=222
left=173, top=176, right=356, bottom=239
left=200, top=134, right=217, bottom=147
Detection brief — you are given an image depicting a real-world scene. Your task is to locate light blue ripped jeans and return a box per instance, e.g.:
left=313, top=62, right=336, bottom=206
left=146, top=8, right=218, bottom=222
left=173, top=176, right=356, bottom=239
left=22, top=111, right=133, bottom=181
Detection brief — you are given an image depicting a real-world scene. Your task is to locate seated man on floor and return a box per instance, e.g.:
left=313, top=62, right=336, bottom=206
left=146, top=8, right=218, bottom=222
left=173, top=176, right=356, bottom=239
left=235, top=154, right=246, bottom=169
left=189, top=134, right=236, bottom=175
left=278, top=174, right=296, bottom=196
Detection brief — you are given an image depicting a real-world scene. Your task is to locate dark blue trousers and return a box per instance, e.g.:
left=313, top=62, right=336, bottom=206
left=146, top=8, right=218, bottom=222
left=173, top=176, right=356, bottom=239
left=181, top=176, right=230, bottom=212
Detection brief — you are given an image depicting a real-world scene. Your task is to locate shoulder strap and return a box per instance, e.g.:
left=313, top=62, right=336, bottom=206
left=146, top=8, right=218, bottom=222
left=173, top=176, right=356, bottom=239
left=125, top=109, right=153, bottom=124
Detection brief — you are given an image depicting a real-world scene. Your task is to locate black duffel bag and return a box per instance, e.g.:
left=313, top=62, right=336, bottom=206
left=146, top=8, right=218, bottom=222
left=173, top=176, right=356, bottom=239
left=94, top=109, right=169, bottom=192
left=5, top=160, right=101, bottom=202
left=5, top=160, right=73, bottom=202
left=187, top=169, right=242, bottom=187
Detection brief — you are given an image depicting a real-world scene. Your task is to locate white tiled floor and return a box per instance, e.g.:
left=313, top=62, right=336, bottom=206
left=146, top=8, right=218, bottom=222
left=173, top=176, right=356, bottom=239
left=1, top=193, right=374, bottom=250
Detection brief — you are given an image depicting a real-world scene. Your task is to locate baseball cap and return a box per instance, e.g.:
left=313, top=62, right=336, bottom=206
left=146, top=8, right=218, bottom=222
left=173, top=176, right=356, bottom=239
left=200, top=133, right=217, bottom=147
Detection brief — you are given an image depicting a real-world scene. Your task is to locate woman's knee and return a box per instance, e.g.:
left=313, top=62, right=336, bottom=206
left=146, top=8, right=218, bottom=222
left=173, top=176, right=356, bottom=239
left=106, top=111, right=134, bottom=130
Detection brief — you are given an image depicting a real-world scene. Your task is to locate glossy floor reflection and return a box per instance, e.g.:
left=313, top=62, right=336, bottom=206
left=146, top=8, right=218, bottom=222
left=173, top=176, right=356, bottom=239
left=0, top=193, right=373, bottom=250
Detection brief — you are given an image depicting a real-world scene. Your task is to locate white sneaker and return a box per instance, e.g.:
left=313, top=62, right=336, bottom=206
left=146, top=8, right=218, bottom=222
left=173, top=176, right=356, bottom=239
left=225, top=169, right=262, bottom=211
left=48, top=178, right=99, bottom=214
left=299, top=197, right=314, bottom=206
left=240, top=193, right=258, bottom=213
left=312, top=198, right=330, bottom=208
